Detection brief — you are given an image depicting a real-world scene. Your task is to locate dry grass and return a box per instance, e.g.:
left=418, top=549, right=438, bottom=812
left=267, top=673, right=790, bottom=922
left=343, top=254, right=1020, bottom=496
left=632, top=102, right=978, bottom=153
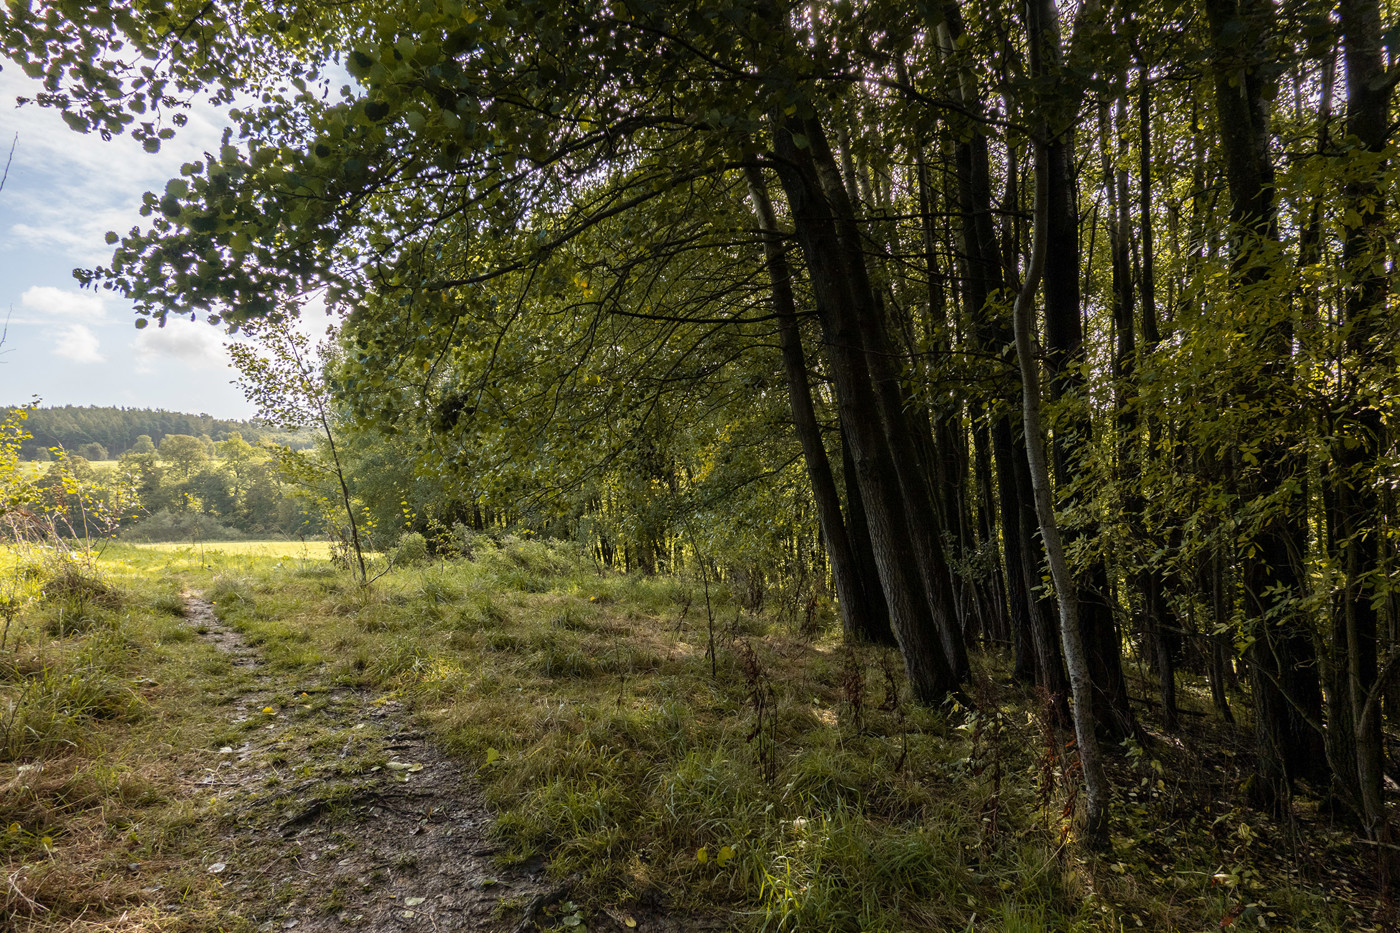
left=128, top=540, right=338, bottom=559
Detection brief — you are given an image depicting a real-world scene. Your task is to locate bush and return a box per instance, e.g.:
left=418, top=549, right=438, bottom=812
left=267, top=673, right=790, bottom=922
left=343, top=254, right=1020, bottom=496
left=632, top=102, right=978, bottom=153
left=393, top=531, right=429, bottom=566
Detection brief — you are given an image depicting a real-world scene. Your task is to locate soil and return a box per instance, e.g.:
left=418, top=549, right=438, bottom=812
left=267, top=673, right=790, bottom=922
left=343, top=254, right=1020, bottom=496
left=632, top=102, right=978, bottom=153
left=179, top=594, right=661, bottom=933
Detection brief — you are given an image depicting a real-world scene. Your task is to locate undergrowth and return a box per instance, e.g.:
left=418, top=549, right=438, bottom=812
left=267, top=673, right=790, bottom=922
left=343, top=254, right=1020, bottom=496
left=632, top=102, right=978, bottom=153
left=0, top=545, right=243, bottom=931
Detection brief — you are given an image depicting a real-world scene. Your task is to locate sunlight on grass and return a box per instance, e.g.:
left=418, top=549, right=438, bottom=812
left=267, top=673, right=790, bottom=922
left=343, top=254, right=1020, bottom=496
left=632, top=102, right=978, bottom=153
left=0, top=536, right=1381, bottom=933
left=129, top=539, right=337, bottom=559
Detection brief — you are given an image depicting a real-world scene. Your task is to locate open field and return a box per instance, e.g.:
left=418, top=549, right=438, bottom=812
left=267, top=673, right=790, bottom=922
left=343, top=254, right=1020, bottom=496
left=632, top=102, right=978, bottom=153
left=16, top=459, right=121, bottom=478
left=128, top=539, right=338, bottom=559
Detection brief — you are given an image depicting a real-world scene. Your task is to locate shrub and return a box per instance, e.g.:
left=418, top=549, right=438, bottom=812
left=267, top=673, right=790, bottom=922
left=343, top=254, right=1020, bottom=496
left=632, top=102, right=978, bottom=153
left=393, top=531, right=429, bottom=566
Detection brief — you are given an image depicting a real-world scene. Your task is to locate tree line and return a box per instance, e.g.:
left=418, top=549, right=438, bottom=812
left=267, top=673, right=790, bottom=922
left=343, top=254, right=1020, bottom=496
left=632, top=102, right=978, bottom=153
left=4, top=0, right=1398, bottom=860
left=26, top=430, right=321, bottom=541
left=12, top=404, right=314, bottom=460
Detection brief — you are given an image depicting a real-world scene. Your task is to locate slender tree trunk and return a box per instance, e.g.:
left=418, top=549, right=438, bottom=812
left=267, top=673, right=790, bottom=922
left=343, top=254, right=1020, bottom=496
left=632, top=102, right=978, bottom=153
left=1336, top=0, right=1393, bottom=847
left=770, top=115, right=963, bottom=704
left=1205, top=0, right=1330, bottom=803
left=1027, top=0, right=1137, bottom=741
left=937, top=1, right=1060, bottom=692
left=1014, top=131, right=1109, bottom=847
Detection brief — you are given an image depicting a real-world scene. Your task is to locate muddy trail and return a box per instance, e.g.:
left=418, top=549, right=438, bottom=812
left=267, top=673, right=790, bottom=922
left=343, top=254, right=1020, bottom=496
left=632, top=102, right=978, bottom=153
left=180, top=594, right=653, bottom=933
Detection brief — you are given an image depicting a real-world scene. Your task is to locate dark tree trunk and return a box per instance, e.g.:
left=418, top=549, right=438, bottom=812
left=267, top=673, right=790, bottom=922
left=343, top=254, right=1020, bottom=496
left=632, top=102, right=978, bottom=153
left=1033, top=29, right=1138, bottom=743
left=938, top=0, right=1060, bottom=692
left=1205, top=0, right=1330, bottom=802
left=744, top=166, right=893, bottom=647
left=1335, top=0, right=1392, bottom=845
left=770, top=114, right=963, bottom=704
left=841, top=423, right=896, bottom=646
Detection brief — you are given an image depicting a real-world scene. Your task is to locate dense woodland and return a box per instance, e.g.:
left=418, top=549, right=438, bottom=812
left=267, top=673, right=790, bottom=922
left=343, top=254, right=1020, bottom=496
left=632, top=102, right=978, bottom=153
left=11, top=421, right=323, bottom=540
left=10, top=404, right=312, bottom=460
left=5, top=0, right=1400, bottom=889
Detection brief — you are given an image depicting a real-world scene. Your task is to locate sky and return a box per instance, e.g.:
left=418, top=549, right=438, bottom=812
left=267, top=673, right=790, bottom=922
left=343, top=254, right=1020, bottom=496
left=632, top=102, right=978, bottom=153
left=0, top=67, right=329, bottom=421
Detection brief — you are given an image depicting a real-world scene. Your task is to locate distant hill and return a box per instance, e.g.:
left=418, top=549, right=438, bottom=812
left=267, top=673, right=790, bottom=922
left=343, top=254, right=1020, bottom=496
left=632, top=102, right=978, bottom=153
left=8, top=405, right=316, bottom=459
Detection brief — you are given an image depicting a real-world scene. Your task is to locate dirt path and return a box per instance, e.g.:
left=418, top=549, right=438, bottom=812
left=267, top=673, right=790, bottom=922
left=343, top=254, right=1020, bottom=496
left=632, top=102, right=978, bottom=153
left=180, top=595, right=579, bottom=933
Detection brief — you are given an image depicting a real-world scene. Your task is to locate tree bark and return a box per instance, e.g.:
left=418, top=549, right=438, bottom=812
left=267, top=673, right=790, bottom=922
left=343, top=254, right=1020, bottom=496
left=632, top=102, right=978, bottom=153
left=1336, top=0, right=1393, bottom=846
left=1027, top=0, right=1138, bottom=741
left=1014, top=125, right=1110, bottom=847
left=744, top=165, right=893, bottom=647
left=1205, top=0, right=1330, bottom=802
left=769, top=115, right=964, bottom=704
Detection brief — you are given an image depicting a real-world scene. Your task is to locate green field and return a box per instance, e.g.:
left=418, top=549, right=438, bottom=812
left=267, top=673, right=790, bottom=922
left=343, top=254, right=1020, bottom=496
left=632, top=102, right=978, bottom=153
left=17, top=459, right=121, bottom=478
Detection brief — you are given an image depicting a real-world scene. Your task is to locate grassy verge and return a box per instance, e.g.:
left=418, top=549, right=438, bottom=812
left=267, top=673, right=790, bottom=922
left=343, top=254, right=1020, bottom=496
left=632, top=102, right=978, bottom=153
left=0, top=536, right=1386, bottom=931
left=0, top=543, right=259, bottom=931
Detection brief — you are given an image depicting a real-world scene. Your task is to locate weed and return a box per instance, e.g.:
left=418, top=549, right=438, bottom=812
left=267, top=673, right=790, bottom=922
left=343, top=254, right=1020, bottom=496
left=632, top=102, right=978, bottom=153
left=150, top=591, right=187, bottom=616
left=736, top=640, right=778, bottom=786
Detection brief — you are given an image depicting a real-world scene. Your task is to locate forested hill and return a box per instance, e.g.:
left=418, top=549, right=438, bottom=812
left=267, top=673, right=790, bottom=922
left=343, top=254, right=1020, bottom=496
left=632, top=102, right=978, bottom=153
left=11, top=405, right=313, bottom=459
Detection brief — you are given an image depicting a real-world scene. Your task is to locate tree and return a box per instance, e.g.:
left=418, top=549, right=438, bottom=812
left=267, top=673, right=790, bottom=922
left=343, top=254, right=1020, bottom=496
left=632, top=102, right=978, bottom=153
left=11, top=0, right=1400, bottom=857
left=228, top=318, right=367, bottom=582
left=159, top=433, right=208, bottom=480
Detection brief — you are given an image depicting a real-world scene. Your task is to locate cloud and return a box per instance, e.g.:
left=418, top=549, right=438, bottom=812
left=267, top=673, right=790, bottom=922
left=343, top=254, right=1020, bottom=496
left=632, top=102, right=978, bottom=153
left=52, top=323, right=103, bottom=363
left=1, top=67, right=232, bottom=266
left=132, top=319, right=231, bottom=373
left=20, top=285, right=108, bottom=321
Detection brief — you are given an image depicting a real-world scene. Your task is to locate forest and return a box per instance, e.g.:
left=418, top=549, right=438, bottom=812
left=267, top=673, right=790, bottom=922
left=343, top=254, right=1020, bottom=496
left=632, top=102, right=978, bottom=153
left=2, top=0, right=1399, bottom=929
left=10, top=405, right=314, bottom=461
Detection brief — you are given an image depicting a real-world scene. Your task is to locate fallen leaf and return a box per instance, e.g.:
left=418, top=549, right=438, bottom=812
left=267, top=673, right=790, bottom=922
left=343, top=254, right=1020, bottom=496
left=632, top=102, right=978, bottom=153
left=405, top=897, right=426, bottom=907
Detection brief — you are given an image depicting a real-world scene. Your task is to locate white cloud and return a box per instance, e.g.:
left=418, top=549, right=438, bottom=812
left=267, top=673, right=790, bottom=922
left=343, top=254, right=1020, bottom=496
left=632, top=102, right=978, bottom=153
left=132, top=319, right=231, bottom=373
left=1, top=67, right=232, bottom=267
left=21, top=285, right=108, bottom=321
left=52, top=323, right=103, bottom=363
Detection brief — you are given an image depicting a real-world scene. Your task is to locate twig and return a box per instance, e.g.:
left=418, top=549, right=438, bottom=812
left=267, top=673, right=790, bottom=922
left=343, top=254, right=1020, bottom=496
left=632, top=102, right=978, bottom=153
left=0, top=133, right=16, bottom=194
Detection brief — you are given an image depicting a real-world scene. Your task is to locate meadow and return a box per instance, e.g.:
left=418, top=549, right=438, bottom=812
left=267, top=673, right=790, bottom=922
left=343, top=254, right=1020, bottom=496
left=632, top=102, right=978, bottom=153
left=0, top=537, right=1385, bottom=931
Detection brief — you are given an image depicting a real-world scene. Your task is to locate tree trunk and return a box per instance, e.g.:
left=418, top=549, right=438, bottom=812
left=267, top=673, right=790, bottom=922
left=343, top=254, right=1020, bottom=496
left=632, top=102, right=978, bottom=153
left=744, top=165, right=893, bottom=647
left=937, top=0, right=1061, bottom=692
left=1336, top=0, right=1393, bottom=847
left=1028, top=0, right=1138, bottom=742
left=1205, top=0, right=1330, bottom=803
left=769, top=115, right=963, bottom=704
left=1014, top=123, right=1110, bottom=847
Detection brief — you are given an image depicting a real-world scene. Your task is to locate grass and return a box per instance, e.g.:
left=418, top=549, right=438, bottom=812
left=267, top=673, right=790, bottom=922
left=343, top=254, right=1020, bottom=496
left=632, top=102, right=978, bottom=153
left=0, top=545, right=249, bottom=931
left=129, top=539, right=339, bottom=559
left=0, top=536, right=1388, bottom=932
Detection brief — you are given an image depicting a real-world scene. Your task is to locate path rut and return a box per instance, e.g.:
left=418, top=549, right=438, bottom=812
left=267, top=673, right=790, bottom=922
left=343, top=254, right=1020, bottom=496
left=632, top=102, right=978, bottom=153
left=180, top=594, right=575, bottom=933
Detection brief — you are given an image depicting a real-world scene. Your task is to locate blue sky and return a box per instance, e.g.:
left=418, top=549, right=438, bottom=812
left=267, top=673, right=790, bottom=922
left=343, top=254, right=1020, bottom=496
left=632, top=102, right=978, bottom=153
left=0, top=66, right=259, bottom=418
